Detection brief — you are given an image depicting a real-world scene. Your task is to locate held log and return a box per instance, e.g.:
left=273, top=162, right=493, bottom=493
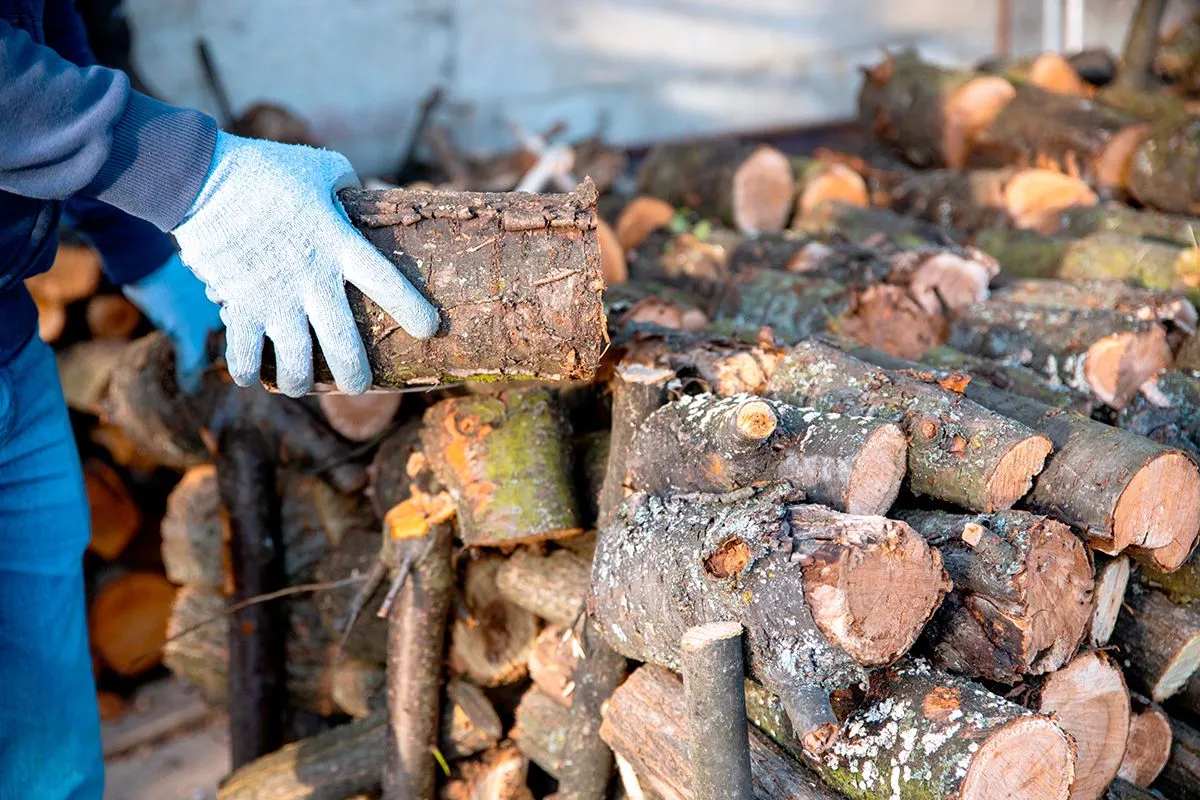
left=272, top=180, right=607, bottom=388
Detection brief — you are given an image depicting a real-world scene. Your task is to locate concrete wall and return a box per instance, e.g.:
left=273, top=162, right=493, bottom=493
left=124, top=0, right=1193, bottom=176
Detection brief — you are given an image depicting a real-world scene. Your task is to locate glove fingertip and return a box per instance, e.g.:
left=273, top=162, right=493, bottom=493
left=401, top=300, right=441, bottom=340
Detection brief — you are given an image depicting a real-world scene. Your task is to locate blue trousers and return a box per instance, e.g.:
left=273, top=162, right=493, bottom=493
left=0, top=334, right=103, bottom=799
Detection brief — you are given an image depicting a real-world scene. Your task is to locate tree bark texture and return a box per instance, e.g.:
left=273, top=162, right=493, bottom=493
left=1112, top=585, right=1200, bottom=703
left=600, top=665, right=840, bottom=800
left=1118, top=371, right=1200, bottom=462
left=1156, top=716, right=1200, bottom=800
left=894, top=509, right=1094, bottom=682
left=920, top=345, right=1094, bottom=414
left=589, top=484, right=948, bottom=752
left=681, top=622, right=753, bottom=800
left=495, top=548, right=590, bottom=629
left=421, top=387, right=581, bottom=546
left=628, top=393, right=907, bottom=515
left=273, top=180, right=607, bottom=388
left=765, top=340, right=1052, bottom=513
left=597, top=361, right=675, bottom=527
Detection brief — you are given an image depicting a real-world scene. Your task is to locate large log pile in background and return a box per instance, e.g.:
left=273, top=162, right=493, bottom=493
left=82, top=23, right=1200, bottom=800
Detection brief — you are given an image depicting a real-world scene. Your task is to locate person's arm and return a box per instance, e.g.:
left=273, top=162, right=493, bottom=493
left=0, top=20, right=215, bottom=230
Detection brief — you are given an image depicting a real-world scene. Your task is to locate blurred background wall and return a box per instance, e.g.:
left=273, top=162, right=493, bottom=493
left=124, top=0, right=1195, bottom=175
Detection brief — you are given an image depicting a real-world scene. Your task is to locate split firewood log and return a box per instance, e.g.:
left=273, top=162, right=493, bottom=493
left=893, top=509, right=1093, bottom=682
left=600, top=665, right=839, bottom=800
left=873, top=165, right=1098, bottom=234
left=949, top=301, right=1173, bottom=409
left=421, top=387, right=581, bottom=547
left=1118, top=696, right=1173, bottom=788
left=89, top=569, right=176, bottom=677
left=590, top=483, right=948, bottom=751
left=765, top=340, right=1052, bottom=513
left=1090, top=555, right=1132, bottom=647
left=450, top=556, right=540, bottom=687
left=260, top=180, right=607, bottom=389
left=84, top=459, right=141, bottom=561
left=1026, top=650, right=1131, bottom=800
left=851, top=344, right=1200, bottom=567
left=1157, top=716, right=1200, bottom=800
left=921, top=345, right=1094, bottom=414
left=616, top=329, right=785, bottom=397
left=495, top=548, right=588, bottom=629
left=316, top=393, right=402, bottom=442
left=160, top=466, right=372, bottom=589
left=636, top=142, right=796, bottom=234
left=1113, top=586, right=1200, bottom=702
left=745, top=657, right=1075, bottom=800
left=628, top=393, right=907, bottom=514
left=85, top=294, right=142, bottom=340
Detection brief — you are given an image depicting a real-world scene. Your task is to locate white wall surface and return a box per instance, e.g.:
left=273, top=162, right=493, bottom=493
left=124, top=0, right=1195, bottom=176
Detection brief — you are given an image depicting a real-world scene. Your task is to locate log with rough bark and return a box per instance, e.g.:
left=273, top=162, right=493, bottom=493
left=1050, top=202, right=1200, bottom=248
left=893, top=509, right=1093, bottom=682
left=450, top=556, right=539, bottom=687
left=1113, top=586, right=1200, bottom=702
left=851, top=344, right=1200, bottom=566
left=858, top=49, right=1145, bottom=190
left=604, top=280, right=710, bottom=339
left=590, top=483, right=948, bottom=751
left=421, top=388, right=581, bottom=547
left=275, top=181, right=606, bottom=388
left=765, top=340, right=1052, bottom=513
left=601, top=665, right=840, bottom=800
left=597, top=362, right=675, bottom=527
left=748, top=657, right=1075, bottom=800
left=383, top=469, right=456, bottom=800
left=495, top=548, right=589, bottom=629
left=441, top=678, right=504, bottom=761
left=636, top=143, right=796, bottom=234
left=1119, top=696, right=1172, bottom=788
left=628, top=393, right=907, bottom=514
left=875, top=165, right=1098, bottom=234
left=949, top=300, right=1173, bottom=409
left=216, top=421, right=286, bottom=768
left=681, top=621, right=753, bottom=800
left=617, top=330, right=784, bottom=398
left=798, top=200, right=950, bottom=245
left=556, top=617, right=627, bottom=800
left=1091, top=555, right=1132, bottom=647
left=1118, top=371, right=1200, bottom=460
left=920, top=345, right=1095, bottom=413
left=512, top=687, right=569, bottom=779
left=1028, top=650, right=1131, bottom=800
left=1157, top=716, right=1200, bottom=800
left=993, top=279, right=1197, bottom=334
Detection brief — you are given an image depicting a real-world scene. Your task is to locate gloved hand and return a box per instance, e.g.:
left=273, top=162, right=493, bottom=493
left=123, top=253, right=224, bottom=394
left=171, top=132, right=439, bottom=397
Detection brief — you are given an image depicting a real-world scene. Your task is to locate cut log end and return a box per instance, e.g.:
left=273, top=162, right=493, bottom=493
left=908, top=251, right=997, bottom=318
left=797, top=163, right=869, bottom=220
left=960, top=717, right=1074, bottom=800
left=1113, top=451, right=1200, bottom=556
left=451, top=557, right=539, bottom=688
left=1118, top=701, right=1172, bottom=788
left=615, top=196, right=676, bottom=251
left=985, top=434, right=1054, bottom=512
left=733, top=398, right=777, bottom=441
left=731, top=145, right=796, bottom=234
left=1093, top=124, right=1150, bottom=191
left=1021, top=523, right=1096, bottom=675
left=89, top=571, right=177, bottom=677
left=943, top=76, right=1017, bottom=168
left=597, top=217, right=629, bottom=285
left=1090, top=557, right=1131, bottom=647
left=1150, top=632, right=1200, bottom=701
left=845, top=422, right=908, bottom=516
left=1037, top=651, right=1130, bottom=800
left=1003, top=169, right=1098, bottom=233
left=1028, top=53, right=1093, bottom=97
left=680, top=620, right=743, bottom=652
left=1083, top=327, right=1172, bottom=410
left=802, top=517, right=949, bottom=666
left=317, top=392, right=402, bottom=442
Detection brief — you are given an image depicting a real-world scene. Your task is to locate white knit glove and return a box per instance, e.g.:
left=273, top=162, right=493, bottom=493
left=172, top=132, right=439, bottom=396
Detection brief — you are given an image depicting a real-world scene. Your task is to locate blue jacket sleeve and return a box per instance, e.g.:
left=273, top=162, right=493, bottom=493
left=0, top=20, right=216, bottom=232
left=43, top=0, right=97, bottom=69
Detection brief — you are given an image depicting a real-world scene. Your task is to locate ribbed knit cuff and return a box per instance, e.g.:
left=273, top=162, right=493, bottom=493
left=82, top=92, right=218, bottom=232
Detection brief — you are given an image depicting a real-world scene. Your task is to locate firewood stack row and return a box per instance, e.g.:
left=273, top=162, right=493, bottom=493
left=88, top=10, right=1200, bottom=800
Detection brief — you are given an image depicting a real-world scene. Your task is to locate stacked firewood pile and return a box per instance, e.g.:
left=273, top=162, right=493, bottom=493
left=87, top=11, right=1200, bottom=800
